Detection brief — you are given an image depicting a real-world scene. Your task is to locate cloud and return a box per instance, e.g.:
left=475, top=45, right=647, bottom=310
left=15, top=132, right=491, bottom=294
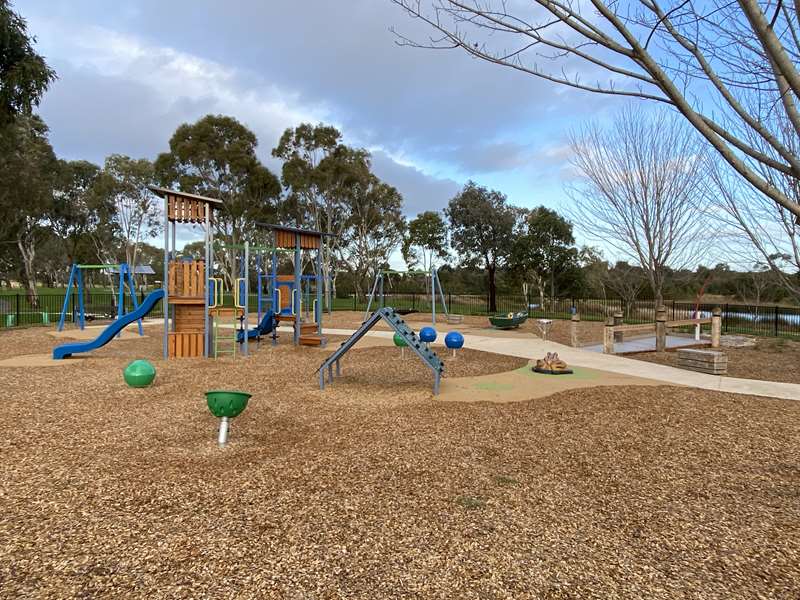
left=22, top=0, right=628, bottom=216
left=370, top=150, right=461, bottom=216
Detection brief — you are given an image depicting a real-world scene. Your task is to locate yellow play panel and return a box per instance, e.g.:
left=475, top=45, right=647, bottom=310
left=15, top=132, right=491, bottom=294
left=439, top=363, right=663, bottom=404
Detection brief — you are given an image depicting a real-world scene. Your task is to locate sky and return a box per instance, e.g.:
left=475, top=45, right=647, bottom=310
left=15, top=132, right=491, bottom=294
left=20, top=0, right=631, bottom=257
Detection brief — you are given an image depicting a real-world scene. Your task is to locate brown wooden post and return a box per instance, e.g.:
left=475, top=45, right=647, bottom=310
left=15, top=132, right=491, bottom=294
left=570, top=312, right=580, bottom=347
left=603, top=316, right=615, bottom=354
left=656, top=306, right=667, bottom=353
left=613, top=310, right=624, bottom=344
left=711, top=306, right=722, bottom=348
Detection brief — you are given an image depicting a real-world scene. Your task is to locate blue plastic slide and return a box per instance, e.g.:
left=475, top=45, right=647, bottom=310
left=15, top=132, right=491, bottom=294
left=237, top=309, right=277, bottom=343
left=53, top=289, right=166, bottom=359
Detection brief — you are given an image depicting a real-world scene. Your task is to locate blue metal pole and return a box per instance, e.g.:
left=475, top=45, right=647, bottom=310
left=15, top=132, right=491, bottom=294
left=126, top=264, right=144, bottom=335
left=57, top=264, right=77, bottom=331
left=243, top=241, right=249, bottom=356
left=77, top=268, right=86, bottom=330
left=163, top=195, right=169, bottom=359
left=294, top=234, right=301, bottom=345
left=316, top=247, right=322, bottom=334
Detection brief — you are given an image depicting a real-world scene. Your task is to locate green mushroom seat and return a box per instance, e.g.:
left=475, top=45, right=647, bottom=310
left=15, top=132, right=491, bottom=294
left=205, top=390, right=252, bottom=418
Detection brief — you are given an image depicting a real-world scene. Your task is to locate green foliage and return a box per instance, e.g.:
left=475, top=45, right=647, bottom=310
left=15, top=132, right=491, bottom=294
left=340, top=174, right=407, bottom=294
left=0, top=114, right=57, bottom=303
left=0, top=1, right=56, bottom=122
left=93, top=154, right=158, bottom=269
left=156, top=114, right=280, bottom=238
left=510, top=206, right=580, bottom=302
left=446, top=181, right=516, bottom=311
left=156, top=114, right=280, bottom=285
left=402, top=210, right=448, bottom=270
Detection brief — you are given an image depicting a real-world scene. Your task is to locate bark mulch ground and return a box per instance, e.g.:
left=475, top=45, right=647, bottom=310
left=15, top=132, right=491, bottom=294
left=1, top=325, right=799, bottom=598
left=629, top=336, right=800, bottom=384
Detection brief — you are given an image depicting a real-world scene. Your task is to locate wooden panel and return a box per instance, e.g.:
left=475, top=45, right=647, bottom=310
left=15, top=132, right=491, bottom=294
left=168, top=332, right=204, bottom=358
left=166, top=194, right=215, bottom=223
left=168, top=260, right=205, bottom=299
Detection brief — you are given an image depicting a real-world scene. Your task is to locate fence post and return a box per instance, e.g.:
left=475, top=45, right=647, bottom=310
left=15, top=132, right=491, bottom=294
left=775, top=305, right=779, bottom=337
left=15, top=293, right=20, bottom=327
left=603, top=316, right=615, bottom=354
left=353, top=294, right=356, bottom=311
left=613, top=311, right=624, bottom=344
left=656, top=306, right=667, bottom=353
left=571, top=312, right=580, bottom=347
left=724, top=303, right=728, bottom=333
left=711, top=307, right=721, bottom=348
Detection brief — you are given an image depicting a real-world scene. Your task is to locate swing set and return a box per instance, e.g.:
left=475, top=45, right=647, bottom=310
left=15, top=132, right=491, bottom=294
left=56, top=263, right=153, bottom=333
left=363, top=266, right=449, bottom=324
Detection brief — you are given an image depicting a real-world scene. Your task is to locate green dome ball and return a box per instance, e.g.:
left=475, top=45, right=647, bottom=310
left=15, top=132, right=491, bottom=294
left=123, top=359, right=156, bottom=388
left=393, top=332, right=408, bottom=347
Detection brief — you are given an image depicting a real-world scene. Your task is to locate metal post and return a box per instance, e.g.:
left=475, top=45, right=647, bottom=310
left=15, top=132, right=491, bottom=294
left=430, top=266, right=436, bottom=324
left=294, top=234, right=301, bottom=345
left=316, top=247, right=323, bottom=335
left=435, top=268, right=449, bottom=319
left=125, top=265, right=143, bottom=335
left=243, top=241, right=249, bottom=356
left=163, top=195, right=169, bottom=359
left=77, top=268, right=85, bottom=330
left=218, top=417, right=230, bottom=447
left=57, top=264, right=77, bottom=331
left=203, top=203, right=210, bottom=358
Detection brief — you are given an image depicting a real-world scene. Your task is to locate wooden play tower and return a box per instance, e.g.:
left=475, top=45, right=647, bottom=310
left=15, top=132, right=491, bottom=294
left=150, top=186, right=221, bottom=359
left=261, top=223, right=329, bottom=347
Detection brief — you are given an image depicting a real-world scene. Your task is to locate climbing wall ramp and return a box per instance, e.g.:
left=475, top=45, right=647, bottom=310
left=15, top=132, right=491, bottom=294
left=316, top=307, right=444, bottom=395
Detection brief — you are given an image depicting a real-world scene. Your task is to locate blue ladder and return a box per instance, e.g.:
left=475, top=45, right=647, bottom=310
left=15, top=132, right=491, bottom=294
left=317, top=307, right=444, bottom=395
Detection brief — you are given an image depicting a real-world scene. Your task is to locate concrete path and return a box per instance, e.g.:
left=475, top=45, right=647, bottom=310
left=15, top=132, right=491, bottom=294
left=320, top=327, right=800, bottom=402
left=582, top=334, right=703, bottom=354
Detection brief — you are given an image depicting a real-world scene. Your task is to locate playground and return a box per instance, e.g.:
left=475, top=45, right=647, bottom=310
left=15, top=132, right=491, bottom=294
left=0, top=188, right=798, bottom=598
left=1, top=308, right=799, bottom=597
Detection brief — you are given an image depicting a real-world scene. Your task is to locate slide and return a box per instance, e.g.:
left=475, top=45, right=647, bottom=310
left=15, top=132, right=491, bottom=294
left=237, top=309, right=277, bottom=343
left=53, top=289, right=165, bottom=359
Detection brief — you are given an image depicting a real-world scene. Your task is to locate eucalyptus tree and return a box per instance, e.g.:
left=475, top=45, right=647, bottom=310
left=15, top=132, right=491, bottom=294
left=0, top=0, right=56, bottom=122
left=272, top=123, right=371, bottom=307
left=402, top=211, right=448, bottom=272
left=0, top=115, right=57, bottom=305
left=446, top=181, right=516, bottom=312
left=156, top=114, right=280, bottom=287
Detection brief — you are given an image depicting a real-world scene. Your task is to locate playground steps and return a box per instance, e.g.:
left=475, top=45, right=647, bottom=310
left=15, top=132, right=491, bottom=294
left=300, top=323, right=318, bottom=334
left=299, top=334, right=326, bottom=347
left=317, top=307, right=443, bottom=395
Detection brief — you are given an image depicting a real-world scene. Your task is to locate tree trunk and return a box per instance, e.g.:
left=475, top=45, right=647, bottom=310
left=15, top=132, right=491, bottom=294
left=487, top=263, right=497, bottom=313
left=17, top=238, right=38, bottom=309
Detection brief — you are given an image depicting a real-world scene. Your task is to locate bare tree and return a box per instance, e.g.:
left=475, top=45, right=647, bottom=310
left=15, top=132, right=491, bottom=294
left=734, top=263, right=773, bottom=305
left=391, top=0, right=800, bottom=220
left=604, top=261, right=646, bottom=318
left=710, top=110, right=800, bottom=301
left=567, top=108, right=707, bottom=307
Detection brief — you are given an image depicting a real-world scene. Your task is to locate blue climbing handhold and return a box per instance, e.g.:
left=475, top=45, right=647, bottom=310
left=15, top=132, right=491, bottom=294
left=445, top=331, right=464, bottom=350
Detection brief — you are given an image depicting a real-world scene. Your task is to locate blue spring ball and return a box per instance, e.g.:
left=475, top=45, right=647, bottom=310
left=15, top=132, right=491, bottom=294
left=445, top=331, right=464, bottom=349
left=419, top=326, right=437, bottom=343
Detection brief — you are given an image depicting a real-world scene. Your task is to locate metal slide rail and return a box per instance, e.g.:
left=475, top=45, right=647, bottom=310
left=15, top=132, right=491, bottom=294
left=317, top=307, right=444, bottom=394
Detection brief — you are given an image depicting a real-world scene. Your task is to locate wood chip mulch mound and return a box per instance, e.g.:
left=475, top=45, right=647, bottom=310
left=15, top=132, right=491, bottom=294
left=1, top=326, right=799, bottom=598
left=629, top=336, right=800, bottom=384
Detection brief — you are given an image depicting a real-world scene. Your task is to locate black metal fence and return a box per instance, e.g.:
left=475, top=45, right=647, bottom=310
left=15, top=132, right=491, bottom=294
left=0, top=290, right=165, bottom=328
left=341, top=292, right=800, bottom=339
left=3, top=290, right=800, bottom=339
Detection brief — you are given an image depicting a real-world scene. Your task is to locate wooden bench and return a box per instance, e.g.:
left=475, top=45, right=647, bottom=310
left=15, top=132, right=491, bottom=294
left=676, top=349, right=728, bottom=375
